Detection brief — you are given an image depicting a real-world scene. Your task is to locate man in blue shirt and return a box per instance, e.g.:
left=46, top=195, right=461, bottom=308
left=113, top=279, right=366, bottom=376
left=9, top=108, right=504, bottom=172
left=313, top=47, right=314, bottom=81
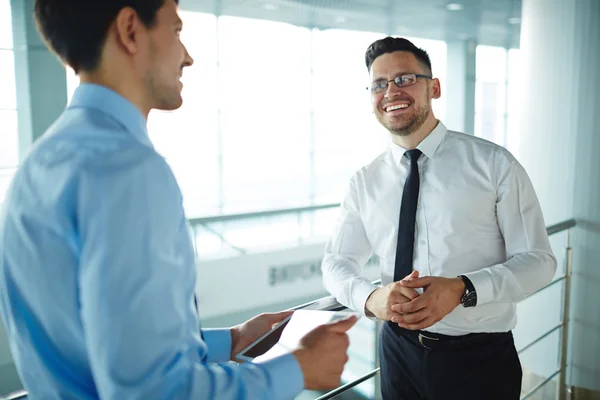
left=0, top=1, right=356, bottom=398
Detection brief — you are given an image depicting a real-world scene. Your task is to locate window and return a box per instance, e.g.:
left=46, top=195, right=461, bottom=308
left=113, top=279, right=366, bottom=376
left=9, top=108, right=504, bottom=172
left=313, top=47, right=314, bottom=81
left=506, top=48, right=522, bottom=158
left=0, top=50, right=18, bottom=170
left=474, top=46, right=508, bottom=146
left=64, top=11, right=450, bottom=223
left=0, top=0, right=12, bottom=50
left=312, top=28, right=388, bottom=203
left=0, top=0, right=17, bottom=204
left=218, top=16, right=312, bottom=214
left=148, top=12, right=220, bottom=217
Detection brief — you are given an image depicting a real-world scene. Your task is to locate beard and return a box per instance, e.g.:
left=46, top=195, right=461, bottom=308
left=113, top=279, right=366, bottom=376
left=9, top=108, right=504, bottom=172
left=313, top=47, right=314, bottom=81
left=378, top=103, right=431, bottom=137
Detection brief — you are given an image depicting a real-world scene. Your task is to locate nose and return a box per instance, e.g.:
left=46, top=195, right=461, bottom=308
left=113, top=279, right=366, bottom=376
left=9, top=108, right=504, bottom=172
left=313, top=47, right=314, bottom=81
left=384, top=80, right=402, bottom=99
left=183, top=44, right=194, bottom=68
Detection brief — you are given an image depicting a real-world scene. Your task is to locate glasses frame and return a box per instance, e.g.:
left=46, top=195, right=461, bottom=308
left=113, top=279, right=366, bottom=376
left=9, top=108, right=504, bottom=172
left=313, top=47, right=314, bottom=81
left=367, top=73, right=433, bottom=93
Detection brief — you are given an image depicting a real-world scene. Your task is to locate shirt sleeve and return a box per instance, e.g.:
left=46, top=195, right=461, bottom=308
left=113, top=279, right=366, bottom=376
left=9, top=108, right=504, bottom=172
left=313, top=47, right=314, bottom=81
left=202, top=328, right=232, bottom=363
left=321, top=174, right=378, bottom=316
left=77, top=149, right=304, bottom=400
left=465, top=150, right=557, bottom=306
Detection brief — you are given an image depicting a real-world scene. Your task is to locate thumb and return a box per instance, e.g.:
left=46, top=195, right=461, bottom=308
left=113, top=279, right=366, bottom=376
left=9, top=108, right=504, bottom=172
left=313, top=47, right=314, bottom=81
left=324, top=314, right=359, bottom=333
left=267, top=310, right=294, bottom=324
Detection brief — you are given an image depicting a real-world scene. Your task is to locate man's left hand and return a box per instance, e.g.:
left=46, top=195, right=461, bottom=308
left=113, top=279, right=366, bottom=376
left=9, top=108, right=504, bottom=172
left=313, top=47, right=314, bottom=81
left=389, top=277, right=465, bottom=330
left=230, top=310, right=293, bottom=361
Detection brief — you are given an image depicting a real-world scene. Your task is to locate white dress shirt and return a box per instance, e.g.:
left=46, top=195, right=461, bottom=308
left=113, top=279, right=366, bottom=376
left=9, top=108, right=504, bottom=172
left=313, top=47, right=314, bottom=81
left=321, top=121, right=557, bottom=335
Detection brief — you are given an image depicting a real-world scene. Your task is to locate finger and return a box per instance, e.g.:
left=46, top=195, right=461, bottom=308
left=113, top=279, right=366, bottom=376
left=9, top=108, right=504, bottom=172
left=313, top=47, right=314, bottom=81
left=391, top=283, right=419, bottom=301
left=392, top=295, right=428, bottom=314
left=266, top=310, right=294, bottom=324
left=388, top=292, right=412, bottom=306
left=398, top=316, right=437, bottom=331
left=388, top=310, right=406, bottom=320
left=403, top=270, right=419, bottom=281
left=398, top=286, right=420, bottom=300
left=325, top=315, right=359, bottom=333
left=399, top=276, right=431, bottom=288
left=391, top=309, right=429, bottom=325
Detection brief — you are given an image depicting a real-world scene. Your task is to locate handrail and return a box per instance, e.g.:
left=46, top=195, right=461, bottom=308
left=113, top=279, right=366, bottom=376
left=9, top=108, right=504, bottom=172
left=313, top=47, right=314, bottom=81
left=1, top=219, right=577, bottom=400
left=315, top=368, right=381, bottom=400
left=4, top=389, right=26, bottom=400
left=188, top=202, right=340, bottom=225
left=291, top=219, right=576, bottom=313
left=520, top=369, right=561, bottom=400
left=546, top=219, right=576, bottom=236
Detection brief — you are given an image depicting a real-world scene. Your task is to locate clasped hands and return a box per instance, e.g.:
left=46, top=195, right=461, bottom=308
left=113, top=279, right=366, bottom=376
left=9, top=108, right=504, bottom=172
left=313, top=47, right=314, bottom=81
left=365, top=270, right=466, bottom=330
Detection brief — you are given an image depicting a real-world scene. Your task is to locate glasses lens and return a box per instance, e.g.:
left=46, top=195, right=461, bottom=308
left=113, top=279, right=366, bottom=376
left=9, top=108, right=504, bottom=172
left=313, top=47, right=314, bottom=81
left=395, top=74, right=416, bottom=87
left=371, top=81, right=388, bottom=93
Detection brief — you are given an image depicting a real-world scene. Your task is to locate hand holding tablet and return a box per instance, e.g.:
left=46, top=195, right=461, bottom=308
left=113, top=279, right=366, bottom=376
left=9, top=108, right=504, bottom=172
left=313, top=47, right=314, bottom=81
left=236, top=310, right=359, bottom=390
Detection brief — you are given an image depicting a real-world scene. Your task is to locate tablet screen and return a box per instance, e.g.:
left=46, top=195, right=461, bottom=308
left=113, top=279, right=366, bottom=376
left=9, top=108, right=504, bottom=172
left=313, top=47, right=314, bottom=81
left=235, top=310, right=359, bottom=363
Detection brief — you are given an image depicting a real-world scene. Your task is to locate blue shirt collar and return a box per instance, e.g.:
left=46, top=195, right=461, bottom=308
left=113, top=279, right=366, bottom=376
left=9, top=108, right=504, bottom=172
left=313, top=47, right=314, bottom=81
left=68, top=83, right=153, bottom=148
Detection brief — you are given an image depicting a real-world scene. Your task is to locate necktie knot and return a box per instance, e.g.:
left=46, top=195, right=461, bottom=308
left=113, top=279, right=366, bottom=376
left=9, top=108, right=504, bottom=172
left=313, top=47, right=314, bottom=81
left=404, top=149, right=422, bottom=163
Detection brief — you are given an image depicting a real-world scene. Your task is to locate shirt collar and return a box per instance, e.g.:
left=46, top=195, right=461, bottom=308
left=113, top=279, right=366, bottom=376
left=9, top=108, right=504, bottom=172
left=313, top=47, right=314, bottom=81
left=68, top=83, right=153, bottom=148
left=391, top=121, right=447, bottom=165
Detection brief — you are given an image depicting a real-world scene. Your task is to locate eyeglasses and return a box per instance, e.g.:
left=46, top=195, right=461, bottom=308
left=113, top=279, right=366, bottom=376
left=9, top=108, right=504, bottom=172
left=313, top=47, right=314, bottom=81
left=368, top=73, right=433, bottom=93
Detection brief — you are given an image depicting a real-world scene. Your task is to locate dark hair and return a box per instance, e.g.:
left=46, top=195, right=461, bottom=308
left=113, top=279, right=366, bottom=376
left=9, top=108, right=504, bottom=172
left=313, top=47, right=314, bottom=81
left=34, top=0, right=178, bottom=73
left=365, top=37, right=432, bottom=74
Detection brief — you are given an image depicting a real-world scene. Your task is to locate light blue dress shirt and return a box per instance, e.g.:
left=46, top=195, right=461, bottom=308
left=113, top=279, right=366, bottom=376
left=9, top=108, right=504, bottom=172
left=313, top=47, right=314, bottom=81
left=0, top=84, right=303, bottom=399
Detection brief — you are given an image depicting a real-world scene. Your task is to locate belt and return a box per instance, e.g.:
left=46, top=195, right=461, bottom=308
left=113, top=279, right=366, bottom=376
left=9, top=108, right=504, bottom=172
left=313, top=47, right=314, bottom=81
left=386, top=321, right=512, bottom=350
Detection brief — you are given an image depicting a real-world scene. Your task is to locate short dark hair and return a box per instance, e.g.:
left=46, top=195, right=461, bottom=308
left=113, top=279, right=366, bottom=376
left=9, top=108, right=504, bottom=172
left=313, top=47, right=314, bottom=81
left=365, top=37, right=432, bottom=74
left=34, top=0, right=177, bottom=73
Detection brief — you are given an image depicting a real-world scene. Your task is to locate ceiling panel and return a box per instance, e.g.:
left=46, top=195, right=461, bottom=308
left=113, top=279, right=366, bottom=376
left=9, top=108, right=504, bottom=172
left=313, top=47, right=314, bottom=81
left=181, top=0, right=522, bottom=48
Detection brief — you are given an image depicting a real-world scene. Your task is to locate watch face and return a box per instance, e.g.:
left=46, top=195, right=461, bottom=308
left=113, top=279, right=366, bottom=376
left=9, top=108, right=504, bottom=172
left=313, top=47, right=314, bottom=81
left=462, top=291, right=477, bottom=308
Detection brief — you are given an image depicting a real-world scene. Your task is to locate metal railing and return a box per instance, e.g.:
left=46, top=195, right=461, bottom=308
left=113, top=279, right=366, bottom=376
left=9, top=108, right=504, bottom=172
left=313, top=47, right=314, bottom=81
left=4, top=390, right=26, bottom=400
left=2, top=218, right=577, bottom=400
left=188, top=202, right=340, bottom=255
left=307, top=218, right=576, bottom=400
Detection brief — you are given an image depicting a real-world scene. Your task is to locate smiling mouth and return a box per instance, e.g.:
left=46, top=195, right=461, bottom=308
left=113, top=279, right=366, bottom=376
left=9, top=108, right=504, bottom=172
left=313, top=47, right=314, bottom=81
left=385, top=103, right=411, bottom=112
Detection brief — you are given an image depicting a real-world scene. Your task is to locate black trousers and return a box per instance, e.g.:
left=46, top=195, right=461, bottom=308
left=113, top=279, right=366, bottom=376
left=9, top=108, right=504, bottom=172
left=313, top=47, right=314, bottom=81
left=379, top=322, right=522, bottom=400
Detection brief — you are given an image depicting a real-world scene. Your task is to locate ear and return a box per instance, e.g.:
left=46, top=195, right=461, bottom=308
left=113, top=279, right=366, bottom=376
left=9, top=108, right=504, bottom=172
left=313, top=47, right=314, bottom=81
left=431, top=78, right=441, bottom=99
left=113, top=7, right=144, bottom=55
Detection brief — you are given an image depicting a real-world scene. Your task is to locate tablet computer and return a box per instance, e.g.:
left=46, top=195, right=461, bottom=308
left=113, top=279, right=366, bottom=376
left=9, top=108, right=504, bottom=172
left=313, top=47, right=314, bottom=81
left=235, top=309, right=359, bottom=363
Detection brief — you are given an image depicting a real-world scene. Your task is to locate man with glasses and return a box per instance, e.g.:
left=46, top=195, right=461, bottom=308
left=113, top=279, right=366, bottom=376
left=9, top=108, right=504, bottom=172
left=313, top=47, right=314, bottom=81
left=321, top=37, right=556, bottom=399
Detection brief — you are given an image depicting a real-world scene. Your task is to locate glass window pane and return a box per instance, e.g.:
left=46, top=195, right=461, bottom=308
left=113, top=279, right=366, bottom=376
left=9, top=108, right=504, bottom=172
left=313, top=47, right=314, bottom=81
left=312, top=29, right=387, bottom=203
left=0, top=49, right=16, bottom=109
left=0, top=109, right=18, bottom=168
left=148, top=12, right=219, bottom=218
left=219, top=16, right=312, bottom=213
left=506, top=48, right=522, bottom=157
left=476, top=45, right=507, bottom=81
left=0, top=0, right=13, bottom=49
left=475, top=45, right=507, bottom=146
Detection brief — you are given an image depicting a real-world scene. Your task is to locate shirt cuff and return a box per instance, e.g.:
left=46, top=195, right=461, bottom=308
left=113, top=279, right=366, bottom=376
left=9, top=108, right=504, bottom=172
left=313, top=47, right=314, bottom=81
left=255, top=353, right=304, bottom=400
left=202, top=328, right=232, bottom=363
left=463, top=268, right=495, bottom=306
left=353, top=280, right=379, bottom=318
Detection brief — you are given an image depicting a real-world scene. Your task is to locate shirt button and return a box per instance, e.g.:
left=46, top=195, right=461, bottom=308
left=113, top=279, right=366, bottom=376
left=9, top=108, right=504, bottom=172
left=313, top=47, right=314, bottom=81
left=420, top=240, right=426, bottom=246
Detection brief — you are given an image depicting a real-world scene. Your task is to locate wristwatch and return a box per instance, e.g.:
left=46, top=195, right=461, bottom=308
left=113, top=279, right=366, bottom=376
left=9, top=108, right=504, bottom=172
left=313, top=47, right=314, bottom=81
left=458, top=275, right=477, bottom=308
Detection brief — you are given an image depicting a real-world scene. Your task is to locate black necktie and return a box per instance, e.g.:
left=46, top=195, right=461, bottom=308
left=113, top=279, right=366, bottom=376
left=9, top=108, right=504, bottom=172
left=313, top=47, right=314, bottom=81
left=394, top=149, right=422, bottom=282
